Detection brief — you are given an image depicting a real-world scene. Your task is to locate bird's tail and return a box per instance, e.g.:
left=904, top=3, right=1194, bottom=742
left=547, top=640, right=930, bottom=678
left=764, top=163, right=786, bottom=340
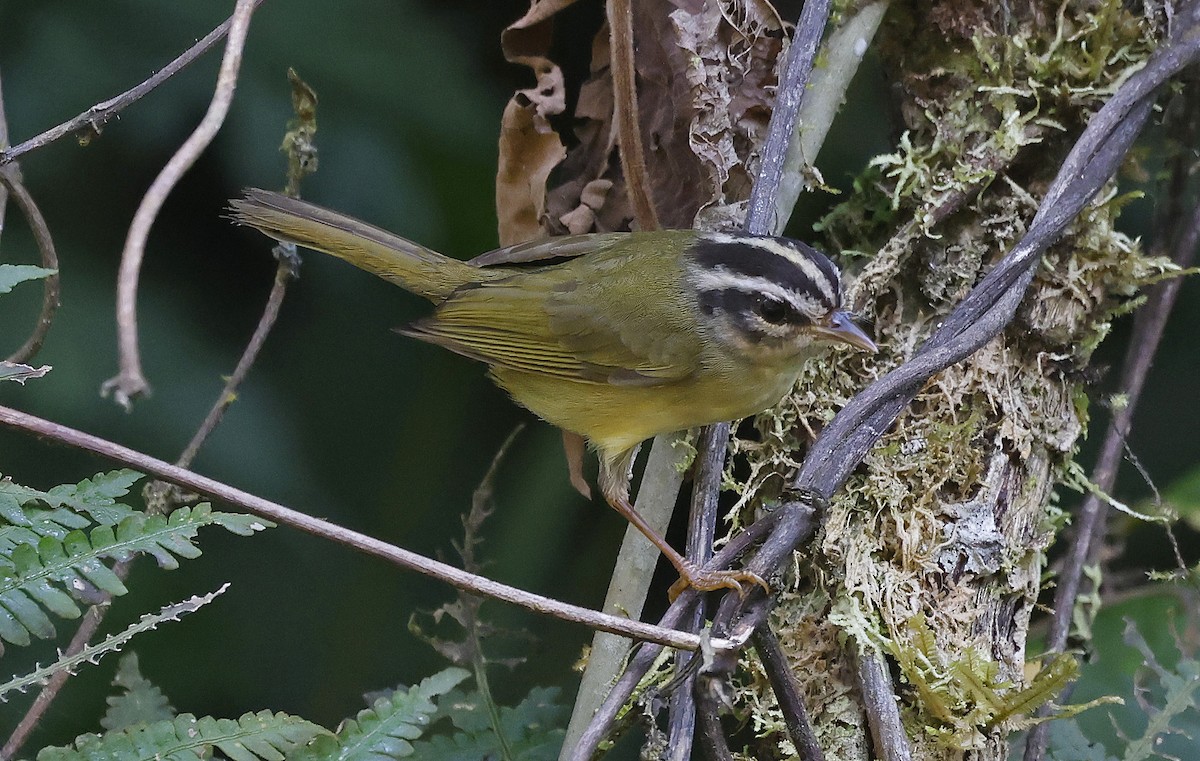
left=229, top=188, right=484, bottom=302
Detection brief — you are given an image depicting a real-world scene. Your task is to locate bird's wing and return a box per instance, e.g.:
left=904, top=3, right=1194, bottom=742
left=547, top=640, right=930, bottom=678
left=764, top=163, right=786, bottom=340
left=399, top=273, right=699, bottom=386
left=467, top=234, right=628, bottom=268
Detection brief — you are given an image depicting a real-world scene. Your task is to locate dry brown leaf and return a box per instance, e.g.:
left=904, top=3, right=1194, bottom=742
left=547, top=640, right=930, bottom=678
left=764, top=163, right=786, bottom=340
left=496, top=63, right=568, bottom=245
left=544, top=0, right=785, bottom=235
left=495, top=0, right=578, bottom=245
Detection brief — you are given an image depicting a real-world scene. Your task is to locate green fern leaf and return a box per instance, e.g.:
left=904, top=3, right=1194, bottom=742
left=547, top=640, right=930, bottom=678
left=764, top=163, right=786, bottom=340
left=0, top=504, right=269, bottom=646
left=0, top=507, right=91, bottom=554
left=0, top=264, right=56, bottom=294
left=411, top=686, right=566, bottom=761
left=101, top=653, right=175, bottom=731
left=0, top=470, right=143, bottom=527
left=1045, top=720, right=1117, bottom=761
left=297, top=667, right=469, bottom=761
left=37, top=710, right=328, bottom=761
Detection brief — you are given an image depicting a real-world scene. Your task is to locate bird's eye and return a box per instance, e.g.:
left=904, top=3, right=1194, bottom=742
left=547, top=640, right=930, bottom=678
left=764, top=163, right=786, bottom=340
left=755, top=296, right=792, bottom=324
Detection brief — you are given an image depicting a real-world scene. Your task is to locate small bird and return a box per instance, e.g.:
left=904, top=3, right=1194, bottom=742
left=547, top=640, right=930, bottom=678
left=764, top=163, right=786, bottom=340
left=230, top=189, right=876, bottom=594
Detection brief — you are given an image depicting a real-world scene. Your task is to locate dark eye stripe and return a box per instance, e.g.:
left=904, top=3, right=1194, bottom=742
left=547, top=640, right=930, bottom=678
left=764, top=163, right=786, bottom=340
left=698, top=288, right=813, bottom=327
left=688, top=234, right=840, bottom=308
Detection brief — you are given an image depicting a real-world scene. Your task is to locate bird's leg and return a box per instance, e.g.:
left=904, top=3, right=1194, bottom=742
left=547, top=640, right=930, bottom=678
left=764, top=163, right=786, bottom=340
left=598, top=448, right=767, bottom=599
left=561, top=430, right=592, bottom=499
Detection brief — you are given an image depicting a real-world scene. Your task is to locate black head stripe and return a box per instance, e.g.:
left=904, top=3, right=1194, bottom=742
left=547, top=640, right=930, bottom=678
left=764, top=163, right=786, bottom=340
left=688, top=233, right=840, bottom=310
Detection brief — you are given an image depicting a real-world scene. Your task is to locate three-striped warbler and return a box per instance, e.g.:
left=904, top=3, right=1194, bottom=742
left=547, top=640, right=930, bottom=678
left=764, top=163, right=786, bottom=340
left=230, top=189, right=876, bottom=594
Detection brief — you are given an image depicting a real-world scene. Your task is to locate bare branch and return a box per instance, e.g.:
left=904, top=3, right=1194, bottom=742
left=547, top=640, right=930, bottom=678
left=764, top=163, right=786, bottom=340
left=668, top=424, right=727, bottom=761
left=0, top=170, right=60, bottom=365
left=744, top=0, right=833, bottom=236
left=177, top=249, right=291, bottom=468
left=101, top=0, right=259, bottom=409
left=0, top=71, right=61, bottom=365
left=753, top=624, right=824, bottom=761
left=853, top=645, right=911, bottom=761
left=0, top=0, right=266, bottom=167
left=0, top=402, right=731, bottom=652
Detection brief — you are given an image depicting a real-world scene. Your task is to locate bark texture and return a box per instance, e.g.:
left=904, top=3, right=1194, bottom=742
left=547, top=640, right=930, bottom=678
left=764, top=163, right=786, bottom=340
left=728, top=2, right=1175, bottom=758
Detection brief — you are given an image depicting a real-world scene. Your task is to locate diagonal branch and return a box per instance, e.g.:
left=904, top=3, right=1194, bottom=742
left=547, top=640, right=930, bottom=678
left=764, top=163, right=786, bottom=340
left=0, top=403, right=749, bottom=653
left=0, top=0, right=266, bottom=167
left=700, top=0, right=1200, bottom=715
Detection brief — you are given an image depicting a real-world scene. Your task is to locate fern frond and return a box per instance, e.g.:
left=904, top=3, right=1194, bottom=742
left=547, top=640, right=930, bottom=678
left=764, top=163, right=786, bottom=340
left=0, top=470, right=143, bottom=527
left=37, top=709, right=327, bottom=761
left=0, top=506, right=90, bottom=555
left=101, top=652, right=175, bottom=731
left=412, top=686, right=567, bottom=761
left=0, top=504, right=269, bottom=646
left=2, top=585, right=228, bottom=701
left=296, top=668, right=469, bottom=761
left=0, top=264, right=56, bottom=294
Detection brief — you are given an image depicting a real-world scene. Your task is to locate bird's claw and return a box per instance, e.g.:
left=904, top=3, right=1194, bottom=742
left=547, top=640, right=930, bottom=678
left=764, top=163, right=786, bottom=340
left=667, top=563, right=769, bottom=601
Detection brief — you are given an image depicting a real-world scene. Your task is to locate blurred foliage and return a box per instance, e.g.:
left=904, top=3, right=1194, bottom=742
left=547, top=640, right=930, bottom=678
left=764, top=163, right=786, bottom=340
left=1044, top=591, right=1200, bottom=760
left=0, top=0, right=1196, bottom=756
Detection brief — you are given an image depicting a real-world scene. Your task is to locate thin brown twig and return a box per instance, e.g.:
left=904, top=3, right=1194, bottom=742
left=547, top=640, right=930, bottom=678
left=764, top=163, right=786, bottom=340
left=0, top=1, right=266, bottom=167
left=0, top=72, right=62, bottom=365
left=608, top=0, right=659, bottom=231
left=0, top=403, right=727, bottom=653
left=565, top=508, right=789, bottom=761
left=752, top=624, right=824, bottom=761
left=1, top=176, right=61, bottom=365
left=101, top=0, right=259, bottom=410
left=178, top=263, right=291, bottom=468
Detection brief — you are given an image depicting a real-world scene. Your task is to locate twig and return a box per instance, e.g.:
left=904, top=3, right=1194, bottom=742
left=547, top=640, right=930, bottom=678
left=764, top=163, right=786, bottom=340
left=753, top=624, right=824, bottom=761
left=4, top=264, right=288, bottom=755
left=1023, top=162, right=1200, bottom=761
left=608, top=0, right=659, bottom=231
left=566, top=502, right=809, bottom=761
left=177, top=263, right=291, bottom=468
left=0, top=171, right=60, bottom=365
left=5, top=65, right=314, bottom=757
left=0, top=1, right=266, bottom=167
left=767, top=0, right=890, bottom=233
left=853, top=644, right=911, bottom=761
left=559, top=436, right=691, bottom=759
left=0, top=72, right=61, bottom=365
left=744, top=0, right=833, bottom=236
left=667, top=424, right=728, bottom=761
left=1, top=605, right=103, bottom=759
left=101, top=0, right=259, bottom=410
left=564, top=510, right=787, bottom=761
left=0, top=403, right=729, bottom=653
left=694, top=683, right=735, bottom=761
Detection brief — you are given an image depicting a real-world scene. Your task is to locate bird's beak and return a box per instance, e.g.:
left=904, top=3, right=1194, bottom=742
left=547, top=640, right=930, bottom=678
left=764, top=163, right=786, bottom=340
left=814, top=310, right=878, bottom=353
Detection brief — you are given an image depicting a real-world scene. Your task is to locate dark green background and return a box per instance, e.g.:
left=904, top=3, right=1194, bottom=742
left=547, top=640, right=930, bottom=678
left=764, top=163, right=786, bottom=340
left=0, top=1, right=1195, bottom=754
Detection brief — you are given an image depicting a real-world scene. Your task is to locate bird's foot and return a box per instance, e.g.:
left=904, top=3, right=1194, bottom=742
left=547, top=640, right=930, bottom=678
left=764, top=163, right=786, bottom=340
left=667, top=563, right=768, bottom=601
